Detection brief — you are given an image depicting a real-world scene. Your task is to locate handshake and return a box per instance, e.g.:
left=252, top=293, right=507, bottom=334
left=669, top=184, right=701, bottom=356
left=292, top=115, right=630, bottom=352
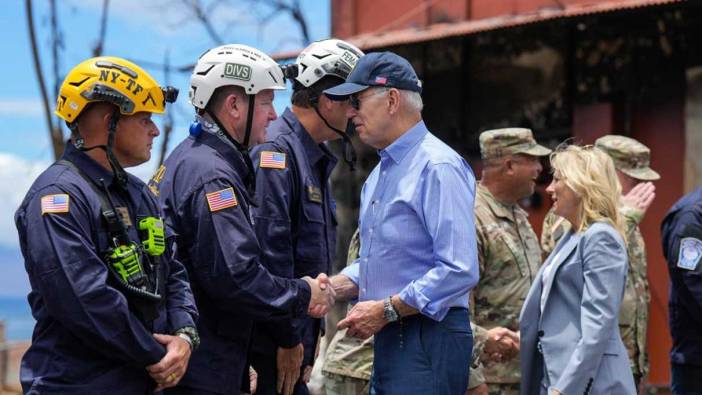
left=481, top=327, right=520, bottom=364
left=301, top=273, right=336, bottom=318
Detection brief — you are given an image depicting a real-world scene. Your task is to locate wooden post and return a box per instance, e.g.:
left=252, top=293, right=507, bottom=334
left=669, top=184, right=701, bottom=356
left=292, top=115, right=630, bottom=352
left=0, top=320, right=7, bottom=391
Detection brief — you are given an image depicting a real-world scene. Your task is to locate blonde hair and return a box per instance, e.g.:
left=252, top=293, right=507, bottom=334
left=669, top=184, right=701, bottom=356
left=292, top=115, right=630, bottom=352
left=550, top=144, right=625, bottom=236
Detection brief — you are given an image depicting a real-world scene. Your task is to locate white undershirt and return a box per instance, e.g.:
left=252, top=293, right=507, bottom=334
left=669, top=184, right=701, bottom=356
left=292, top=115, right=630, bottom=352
left=540, top=246, right=565, bottom=314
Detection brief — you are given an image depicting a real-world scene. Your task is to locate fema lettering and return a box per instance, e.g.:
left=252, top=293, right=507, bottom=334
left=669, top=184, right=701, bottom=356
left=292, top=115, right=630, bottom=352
left=224, top=63, right=252, bottom=81
left=99, top=70, right=144, bottom=95
left=341, top=51, right=357, bottom=66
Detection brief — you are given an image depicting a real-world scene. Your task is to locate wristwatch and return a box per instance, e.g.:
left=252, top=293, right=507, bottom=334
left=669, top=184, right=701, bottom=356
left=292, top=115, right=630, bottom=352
left=174, top=326, right=200, bottom=351
left=383, top=296, right=399, bottom=322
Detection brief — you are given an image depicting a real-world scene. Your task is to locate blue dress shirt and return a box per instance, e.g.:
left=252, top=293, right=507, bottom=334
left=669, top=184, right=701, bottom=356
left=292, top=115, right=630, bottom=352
left=342, top=120, right=479, bottom=321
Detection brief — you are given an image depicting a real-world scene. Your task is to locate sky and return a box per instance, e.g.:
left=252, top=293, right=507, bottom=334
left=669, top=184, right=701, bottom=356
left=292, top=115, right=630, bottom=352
left=0, top=0, right=331, bottom=297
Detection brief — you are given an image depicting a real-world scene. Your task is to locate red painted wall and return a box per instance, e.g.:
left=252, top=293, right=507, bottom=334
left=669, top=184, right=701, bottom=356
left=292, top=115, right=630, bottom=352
left=630, top=95, right=684, bottom=389
left=332, top=0, right=470, bottom=38
left=333, top=0, right=625, bottom=37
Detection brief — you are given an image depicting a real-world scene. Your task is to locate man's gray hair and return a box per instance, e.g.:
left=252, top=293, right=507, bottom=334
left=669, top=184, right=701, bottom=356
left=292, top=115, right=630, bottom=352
left=400, top=90, right=423, bottom=113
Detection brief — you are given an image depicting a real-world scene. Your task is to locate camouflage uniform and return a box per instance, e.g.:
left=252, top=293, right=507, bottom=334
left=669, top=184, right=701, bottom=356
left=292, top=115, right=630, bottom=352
left=323, top=230, right=373, bottom=395
left=596, top=135, right=661, bottom=183
left=540, top=135, right=660, bottom=385
left=470, top=128, right=550, bottom=394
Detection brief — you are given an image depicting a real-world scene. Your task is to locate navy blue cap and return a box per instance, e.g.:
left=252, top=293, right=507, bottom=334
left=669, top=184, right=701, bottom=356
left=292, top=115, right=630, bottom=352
left=323, top=51, right=422, bottom=100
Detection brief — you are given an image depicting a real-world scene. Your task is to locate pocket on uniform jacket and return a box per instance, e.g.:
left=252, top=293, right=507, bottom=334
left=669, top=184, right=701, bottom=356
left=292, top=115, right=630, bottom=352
left=497, top=232, right=528, bottom=277
left=302, top=200, right=324, bottom=224
left=299, top=182, right=327, bottom=262
left=298, top=207, right=326, bottom=262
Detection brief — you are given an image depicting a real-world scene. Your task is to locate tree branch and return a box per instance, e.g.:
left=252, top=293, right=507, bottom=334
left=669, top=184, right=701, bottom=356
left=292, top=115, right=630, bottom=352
left=250, top=0, right=310, bottom=45
left=182, top=0, right=224, bottom=45
left=50, top=0, right=61, bottom=100
left=289, top=0, right=310, bottom=44
left=158, top=50, right=174, bottom=167
left=92, top=0, right=110, bottom=56
left=26, top=0, right=63, bottom=159
left=50, top=0, right=65, bottom=157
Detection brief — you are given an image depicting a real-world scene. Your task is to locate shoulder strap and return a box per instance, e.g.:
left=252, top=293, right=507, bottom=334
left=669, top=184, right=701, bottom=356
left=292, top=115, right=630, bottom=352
left=57, top=159, right=109, bottom=208
left=57, top=159, right=128, bottom=245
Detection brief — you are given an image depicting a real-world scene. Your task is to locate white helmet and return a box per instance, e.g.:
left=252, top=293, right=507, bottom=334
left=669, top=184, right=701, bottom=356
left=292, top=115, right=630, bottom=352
left=294, top=39, right=364, bottom=88
left=189, top=44, right=286, bottom=109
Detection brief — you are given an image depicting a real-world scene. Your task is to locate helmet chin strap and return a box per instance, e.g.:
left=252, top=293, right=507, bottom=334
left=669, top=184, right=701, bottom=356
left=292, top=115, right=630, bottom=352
left=203, top=95, right=258, bottom=196
left=68, top=108, right=129, bottom=188
left=312, top=103, right=357, bottom=171
left=243, top=94, right=256, bottom=148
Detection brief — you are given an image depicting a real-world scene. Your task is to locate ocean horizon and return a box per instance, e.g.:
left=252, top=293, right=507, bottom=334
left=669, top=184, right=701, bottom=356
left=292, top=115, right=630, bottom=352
left=0, top=296, right=34, bottom=341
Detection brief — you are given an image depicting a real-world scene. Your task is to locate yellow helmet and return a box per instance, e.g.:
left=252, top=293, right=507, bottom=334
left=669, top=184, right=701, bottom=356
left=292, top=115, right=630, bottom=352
left=55, top=56, right=178, bottom=123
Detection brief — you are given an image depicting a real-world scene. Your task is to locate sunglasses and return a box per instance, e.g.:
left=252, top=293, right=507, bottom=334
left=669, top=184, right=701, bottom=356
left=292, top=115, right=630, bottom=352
left=349, top=88, right=388, bottom=110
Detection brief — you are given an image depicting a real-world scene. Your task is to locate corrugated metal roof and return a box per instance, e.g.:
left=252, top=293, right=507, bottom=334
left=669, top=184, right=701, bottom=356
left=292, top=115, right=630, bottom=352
left=273, top=0, right=684, bottom=60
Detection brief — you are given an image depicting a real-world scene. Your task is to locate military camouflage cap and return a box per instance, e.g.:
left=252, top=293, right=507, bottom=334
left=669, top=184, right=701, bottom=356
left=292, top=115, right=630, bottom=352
left=595, top=135, right=660, bottom=181
left=479, top=128, right=551, bottom=159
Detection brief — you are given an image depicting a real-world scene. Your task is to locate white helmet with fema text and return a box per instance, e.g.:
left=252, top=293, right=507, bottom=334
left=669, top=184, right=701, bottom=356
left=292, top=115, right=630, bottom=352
left=290, top=39, right=364, bottom=171
left=189, top=44, right=286, bottom=109
left=294, top=39, right=364, bottom=87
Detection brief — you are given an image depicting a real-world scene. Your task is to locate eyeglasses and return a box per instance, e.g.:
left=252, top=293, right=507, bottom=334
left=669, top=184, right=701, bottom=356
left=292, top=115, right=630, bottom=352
left=349, top=88, right=388, bottom=110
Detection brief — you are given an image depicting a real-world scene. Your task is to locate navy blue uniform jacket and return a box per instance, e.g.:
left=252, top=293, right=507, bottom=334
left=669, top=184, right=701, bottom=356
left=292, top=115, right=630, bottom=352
left=662, top=186, right=702, bottom=367
left=250, top=108, right=338, bottom=366
left=150, top=129, right=312, bottom=394
left=15, top=144, right=197, bottom=394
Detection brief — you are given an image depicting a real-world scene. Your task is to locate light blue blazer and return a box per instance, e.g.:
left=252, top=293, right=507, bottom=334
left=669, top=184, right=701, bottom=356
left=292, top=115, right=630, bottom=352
left=519, top=222, right=636, bottom=395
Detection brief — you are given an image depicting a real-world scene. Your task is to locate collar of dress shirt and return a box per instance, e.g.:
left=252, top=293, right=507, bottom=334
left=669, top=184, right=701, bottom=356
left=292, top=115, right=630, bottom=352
left=379, top=120, right=428, bottom=165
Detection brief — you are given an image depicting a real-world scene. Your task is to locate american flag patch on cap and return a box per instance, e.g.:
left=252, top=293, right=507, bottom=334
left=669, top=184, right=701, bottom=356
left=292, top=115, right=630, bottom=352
left=206, top=187, right=238, bottom=212
left=260, top=151, right=286, bottom=169
left=374, top=76, right=387, bottom=85
left=41, top=194, right=70, bottom=214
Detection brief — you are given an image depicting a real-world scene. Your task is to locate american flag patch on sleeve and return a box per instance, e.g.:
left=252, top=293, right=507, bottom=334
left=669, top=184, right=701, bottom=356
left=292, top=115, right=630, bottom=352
left=206, top=187, right=238, bottom=212
left=260, top=151, right=286, bottom=169
left=41, top=194, right=70, bottom=215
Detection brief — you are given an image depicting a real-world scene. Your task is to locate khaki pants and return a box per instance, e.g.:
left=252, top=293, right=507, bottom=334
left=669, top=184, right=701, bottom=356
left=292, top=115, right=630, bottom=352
left=324, top=373, right=370, bottom=395
left=488, top=383, right=520, bottom=395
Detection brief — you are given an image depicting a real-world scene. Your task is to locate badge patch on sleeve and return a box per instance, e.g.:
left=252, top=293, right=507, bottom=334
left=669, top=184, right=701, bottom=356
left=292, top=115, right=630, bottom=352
left=41, top=194, right=70, bottom=214
left=260, top=151, right=286, bottom=169
left=677, top=237, right=702, bottom=270
left=206, top=187, right=238, bottom=212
